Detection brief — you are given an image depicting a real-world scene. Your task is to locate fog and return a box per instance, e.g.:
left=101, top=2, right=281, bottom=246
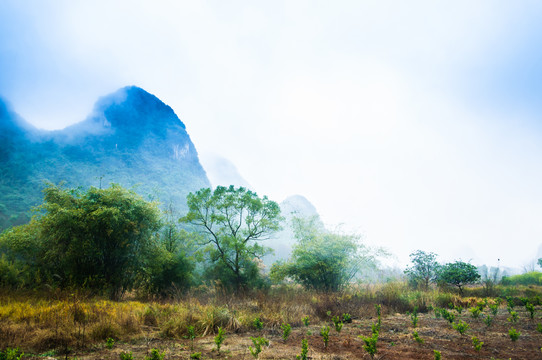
left=1, top=1, right=542, bottom=269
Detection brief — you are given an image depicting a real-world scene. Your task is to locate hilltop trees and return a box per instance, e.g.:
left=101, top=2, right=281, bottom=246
left=181, top=186, right=282, bottom=291
left=438, top=261, right=481, bottom=294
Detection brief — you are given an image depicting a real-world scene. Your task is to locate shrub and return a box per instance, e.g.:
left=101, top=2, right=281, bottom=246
left=214, top=327, right=226, bottom=353
left=249, top=336, right=269, bottom=358
left=320, top=325, right=330, bottom=348
left=472, top=336, right=483, bottom=351
left=537, top=323, right=542, bottom=334
left=408, top=307, right=419, bottom=328
left=253, top=317, right=263, bottom=331
left=342, top=313, right=352, bottom=323
left=452, top=320, right=469, bottom=335
left=296, top=338, right=309, bottom=360
left=190, top=353, right=201, bottom=360
left=106, top=337, right=115, bottom=349
left=509, top=327, right=520, bottom=342
left=187, top=325, right=196, bottom=350
left=469, top=307, right=481, bottom=319
left=119, top=352, right=134, bottom=360
left=145, top=349, right=165, bottom=360
left=302, top=316, right=310, bottom=327
left=412, top=330, right=424, bottom=344
left=433, top=350, right=441, bottom=360
left=332, top=316, right=343, bottom=333
left=359, top=332, right=378, bottom=359
left=484, top=314, right=493, bottom=327
left=507, top=311, right=518, bottom=323
left=525, top=302, right=535, bottom=319
left=0, top=348, right=24, bottom=360
left=489, top=303, right=498, bottom=316
left=281, top=323, right=292, bottom=342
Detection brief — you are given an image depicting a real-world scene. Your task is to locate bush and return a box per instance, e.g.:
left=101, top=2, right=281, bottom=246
left=501, top=272, right=542, bottom=286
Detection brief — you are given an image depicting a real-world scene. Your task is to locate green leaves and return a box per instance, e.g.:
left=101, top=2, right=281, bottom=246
left=438, top=261, right=481, bottom=294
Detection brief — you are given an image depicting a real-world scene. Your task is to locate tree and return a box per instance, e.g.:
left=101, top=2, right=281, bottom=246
left=0, top=183, right=162, bottom=299
left=181, top=186, right=282, bottom=291
left=270, top=216, right=384, bottom=292
left=438, top=261, right=480, bottom=295
left=404, top=250, right=439, bottom=290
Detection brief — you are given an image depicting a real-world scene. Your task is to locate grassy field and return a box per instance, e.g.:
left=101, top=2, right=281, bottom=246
left=1, top=283, right=541, bottom=359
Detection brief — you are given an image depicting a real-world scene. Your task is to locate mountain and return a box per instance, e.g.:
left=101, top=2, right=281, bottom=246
left=0, top=86, right=210, bottom=230
left=199, top=153, right=252, bottom=189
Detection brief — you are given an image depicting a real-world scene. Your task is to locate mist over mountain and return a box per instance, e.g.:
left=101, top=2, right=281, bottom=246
left=199, top=153, right=252, bottom=189
left=0, top=86, right=210, bottom=230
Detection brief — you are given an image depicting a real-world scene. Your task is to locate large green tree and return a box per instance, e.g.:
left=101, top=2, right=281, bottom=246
left=181, top=186, right=282, bottom=291
left=271, top=216, right=383, bottom=292
left=438, top=261, right=480, bottom=294
left=404, top=250, right=439, bottom=290
left=0, top=183, right=162, bottom=299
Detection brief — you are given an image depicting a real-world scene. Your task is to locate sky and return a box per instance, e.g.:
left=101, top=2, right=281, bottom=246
left=1, top=0, right=542, bottom=269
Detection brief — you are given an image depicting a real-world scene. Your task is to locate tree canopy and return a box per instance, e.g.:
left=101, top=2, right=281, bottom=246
left=438, top=261, right=480, bottom=294
left=181, top=185, right=282, bottom=291
left=404, top=250, right=439, bottom=290
left=270, top=216, right=383, bottom=292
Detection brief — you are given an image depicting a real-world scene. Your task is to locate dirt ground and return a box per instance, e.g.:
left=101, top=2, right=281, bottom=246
left=62, top=306, right=542, bottom=360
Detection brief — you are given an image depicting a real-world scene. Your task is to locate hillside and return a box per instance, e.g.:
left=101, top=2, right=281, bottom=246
left=0, top=86, right=210, bottom=230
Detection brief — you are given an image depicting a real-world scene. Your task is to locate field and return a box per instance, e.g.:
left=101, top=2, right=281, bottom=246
left=1, top=283, right=542, bottom=359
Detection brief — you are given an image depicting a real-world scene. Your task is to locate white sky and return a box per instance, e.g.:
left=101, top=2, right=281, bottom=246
left=1, top=1, right=542, bottom=268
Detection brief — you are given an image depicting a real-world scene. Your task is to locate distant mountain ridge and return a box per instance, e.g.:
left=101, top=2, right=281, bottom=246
left=0, top=86, right=210, bottom=230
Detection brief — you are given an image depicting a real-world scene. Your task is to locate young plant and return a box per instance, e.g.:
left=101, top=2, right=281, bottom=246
left=526, top=302, right=535, bottom=319
left=146, top=349, right=165, bottom=360
left=472, top=336, right=483, bottom=351
left=433, top=350, right=441, bottom=360
left=434, top=307, right=442, bottom=319
left=509, top=327, right=520, bottom=342
left=296, top=338, right=309, bottom=360
left=106, top=337, right=115, bottom=349
left=253, top=317, right=264, bottom=331
left=249, top=336, right=269, bottom=359
left=537, top=323, right=542, bottom=334
left=412, top=330, right=424, bottom=344
left=489, top=303, right=499, bottom=316
left=452, top=320, right=469, bottom=335
left=454, top=305, right=463, bottom=314
left=281, top=323, right=292, bottom=342
left=342, top=313, right=352, bottom=323
left=187, top=325, right=196, bottom=350
left=190, top=353, right=202, bottom=360
left=119, top=352, right=134, bottom=360
left=359, top=332, right=378, bottom=359
left=2, top=348, right=24, bottom=360
left=320, top=325, right=330, bottom=348
left=214, top=327, right=226, bottom=353
left=484, top=314, right=493, bottom=327
left=332, top=315, right=343, bottom=333
left=302, top=316, right=310, bottom=327
left=441, top=308, right=455, bottom=324
left=375, top=304, right=382, bottom=329
left=469, top=307, right=481, bottom=319
left=507, top=311, right=518, bottom=323
left=408, top=307, right=419, bottom=328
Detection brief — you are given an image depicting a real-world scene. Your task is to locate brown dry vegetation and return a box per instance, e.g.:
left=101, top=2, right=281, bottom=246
left=1, top=283, right=542, bottom=359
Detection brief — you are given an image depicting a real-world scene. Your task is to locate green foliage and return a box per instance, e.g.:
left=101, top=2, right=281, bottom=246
left=484, top=314, right=493, bottom=327
left=214, top=327, right=226, bottom=353
left=408, top=307, right=419, bottom=328
left=525, top=302, right=535, bottom=319
left=106, top=337, right=115, bottom=349
left=145, top=349, right=165, bottom=360
left=433, top=350, right=441, bottom=360
left=508, top=327, right=520, bottom=341
left=296, top=338, right=309, bottom=360
left=190, top=353, right=201, bottom=360
left=501, top=272, right=542, bottom=286
left=469, top=307, right=481, bottom=319
left=537, top=323, right=542, bottom=334
left=332, top=315, right=343, bottom=333
left=489, top=303, right=499, bottom=316
left=359, top=331, right=378, bottom=359
left=507, top=311, right=518, bottom=323
left=342, top=313, right=352, bottom=323
left=320, top=325, right=330, bottom=348
left=119, top=352, right=133, bottom=360
left=187, top=325, right=196, bottom=350
left=302, top=316, right=310, bottom=327
left=404, top=250, right=439, bottom=290
left=412, top=330, right=424, bottom=344
left=280, top=323, right=292, bottom=342
left=438, top=261, right=481, bottom=294
left=454, top=305, right=463, bottom=314
left=440, top=308, right=456, bottom=323
left=253, top=317, right=264, bottom=330
left=0, top=348, right=24, bottom=360
left=270, top=216, right=385, bottom=292
left=452, top=320, right=469, bottom=335
left=182, top=186, right=281, bottom=291
left=249, top=336, right=269, bottom=358
left=472, top=336, right=483, bottom=351
left=375, top=304, right=382, bottom=330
